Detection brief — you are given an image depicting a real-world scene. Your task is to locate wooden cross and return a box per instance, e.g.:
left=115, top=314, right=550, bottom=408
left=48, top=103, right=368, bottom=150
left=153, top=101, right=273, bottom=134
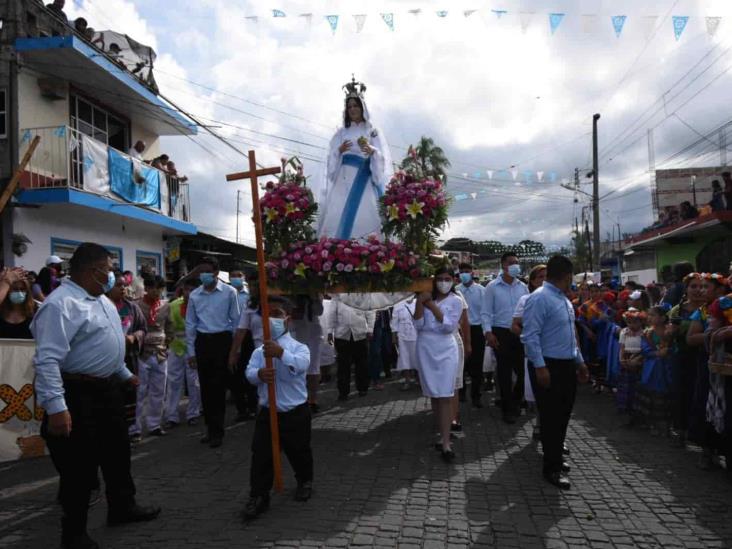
left=226, top=150, right=284, bottom=492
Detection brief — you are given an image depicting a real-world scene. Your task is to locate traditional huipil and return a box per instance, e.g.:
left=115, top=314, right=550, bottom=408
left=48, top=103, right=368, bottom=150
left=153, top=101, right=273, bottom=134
left=414, top=293, right=463, bottom=398
left=317, top=77, right=392, bottom=241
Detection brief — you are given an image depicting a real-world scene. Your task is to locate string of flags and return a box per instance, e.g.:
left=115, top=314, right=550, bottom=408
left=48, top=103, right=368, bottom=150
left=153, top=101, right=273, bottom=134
left=244, top=9, right=721, bottom=40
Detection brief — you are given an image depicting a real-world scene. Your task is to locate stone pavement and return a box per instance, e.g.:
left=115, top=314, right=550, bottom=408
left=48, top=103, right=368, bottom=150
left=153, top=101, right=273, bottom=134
left=2, top=378, right=732, bottom=549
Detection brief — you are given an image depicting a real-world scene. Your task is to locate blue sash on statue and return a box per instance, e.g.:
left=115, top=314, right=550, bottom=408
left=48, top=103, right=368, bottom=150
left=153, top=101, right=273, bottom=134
left=336, top=154, right=381, bottom=240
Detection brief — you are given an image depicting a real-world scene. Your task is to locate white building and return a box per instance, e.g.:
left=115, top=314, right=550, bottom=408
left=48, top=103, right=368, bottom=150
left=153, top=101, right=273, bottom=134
left=1, top=1, right=197, bottom=275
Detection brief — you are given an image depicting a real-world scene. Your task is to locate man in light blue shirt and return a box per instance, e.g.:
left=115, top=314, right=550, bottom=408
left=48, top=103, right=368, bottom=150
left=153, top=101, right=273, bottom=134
left=455, top=262, right=490, bottom=407
left=32, top=242, right=160, bottom=549
left=484, top=253, right=529, bottom=421
left=185, top=256, right=240, bottom=448
left=521, top=255, right=589, bottom=490
left=244, top=296, right=313, bottom=521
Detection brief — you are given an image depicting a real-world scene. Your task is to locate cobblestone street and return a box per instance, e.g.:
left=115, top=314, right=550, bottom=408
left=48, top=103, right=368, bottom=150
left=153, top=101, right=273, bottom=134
left=2, top=379, right=732, bottom=549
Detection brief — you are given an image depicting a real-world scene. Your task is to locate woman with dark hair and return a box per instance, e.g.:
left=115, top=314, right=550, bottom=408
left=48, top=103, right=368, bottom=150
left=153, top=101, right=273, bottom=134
left=667, top=273, right=708, bottom=446
left=687, top=273, right=730, bottom=469
left=0, top=272, right=36, bottom=339
left=318, top=77, right=392, bottom=240
left=414, top=266, right=463, bottom=462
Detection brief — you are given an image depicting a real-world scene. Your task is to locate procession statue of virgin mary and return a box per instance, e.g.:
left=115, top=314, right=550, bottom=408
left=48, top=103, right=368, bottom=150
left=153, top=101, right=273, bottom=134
left=317, top=77, right=393, bottom=240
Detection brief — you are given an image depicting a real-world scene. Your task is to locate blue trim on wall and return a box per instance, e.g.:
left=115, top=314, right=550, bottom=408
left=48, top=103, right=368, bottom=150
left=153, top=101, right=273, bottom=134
left=16, top=188, right=197, bottom=235
left=51, top=237, right=124, bottom=270
left=14, top=36, right=197, bottom=135
left=136, top=249, right=163, bottom=275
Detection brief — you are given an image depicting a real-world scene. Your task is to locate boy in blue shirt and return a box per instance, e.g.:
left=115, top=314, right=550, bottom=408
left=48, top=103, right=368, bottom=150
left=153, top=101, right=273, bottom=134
left=244, top=296, right=312, bottom=520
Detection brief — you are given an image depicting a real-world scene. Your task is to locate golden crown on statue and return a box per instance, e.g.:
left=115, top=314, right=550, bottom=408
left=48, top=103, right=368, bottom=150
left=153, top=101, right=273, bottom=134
left=343, top=75, right=367, bottom=99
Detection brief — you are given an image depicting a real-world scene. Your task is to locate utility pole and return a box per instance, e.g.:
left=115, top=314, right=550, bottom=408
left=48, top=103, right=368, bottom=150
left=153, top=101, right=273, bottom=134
left=235, top=190, right=242, bottom=243
left=592, top=113, right=601, bottom=272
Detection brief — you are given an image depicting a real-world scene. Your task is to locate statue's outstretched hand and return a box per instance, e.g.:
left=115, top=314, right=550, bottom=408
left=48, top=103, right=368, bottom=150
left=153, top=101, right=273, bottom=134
left=339, top=140, right=353, bottom=154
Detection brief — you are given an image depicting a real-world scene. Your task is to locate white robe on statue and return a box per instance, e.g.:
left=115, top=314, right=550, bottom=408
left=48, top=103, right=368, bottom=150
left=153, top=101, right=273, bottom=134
left=318, top=121, right=392, bottom=241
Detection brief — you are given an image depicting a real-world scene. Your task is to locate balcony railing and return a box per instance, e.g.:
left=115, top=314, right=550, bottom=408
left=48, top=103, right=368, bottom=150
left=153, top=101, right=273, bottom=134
left=19, top=126, right=190, bottom=223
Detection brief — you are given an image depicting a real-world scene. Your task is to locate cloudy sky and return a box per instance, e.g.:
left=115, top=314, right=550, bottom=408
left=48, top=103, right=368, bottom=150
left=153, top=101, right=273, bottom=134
left=68, top=0, right=732, bottom=248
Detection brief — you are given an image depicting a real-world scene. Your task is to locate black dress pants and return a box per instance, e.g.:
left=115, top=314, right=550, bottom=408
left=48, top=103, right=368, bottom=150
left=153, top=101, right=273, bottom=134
left=494, top=327, right=525, bottom=415
left=229, top=331, right=259, bottom=415
left=466, top=326, right=486, bottom=401
left=195, top=331, right=232, bottom=438
left=335, top=336, right=369, bottom=397
left=42, top=377, right=136, bottom=540
left=250, top=403, right=313, bottom=496
left=528, top=359, right=578, bottom=474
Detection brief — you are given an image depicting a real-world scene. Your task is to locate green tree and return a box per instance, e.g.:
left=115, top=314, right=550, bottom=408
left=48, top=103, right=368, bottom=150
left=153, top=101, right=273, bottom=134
left=402, top=136, right=452, bottom=181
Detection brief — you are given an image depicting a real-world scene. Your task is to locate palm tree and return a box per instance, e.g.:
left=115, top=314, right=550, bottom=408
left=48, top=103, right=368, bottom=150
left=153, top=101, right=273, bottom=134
left=401, top=136, right=451, bottom=181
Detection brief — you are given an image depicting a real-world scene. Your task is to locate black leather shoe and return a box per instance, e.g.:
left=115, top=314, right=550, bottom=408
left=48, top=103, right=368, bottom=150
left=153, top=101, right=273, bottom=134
left=337, top=394, right=349, bottom=401
left=543, top=471, right=571, bottom=490
left=107, top=503, right=161, bottom=526
left=149, top=428, right=166, bottom=437
left=441, top=449, right=456, bottom=463
left=309, top=403, right=320, bottom=414
left=209, top=436, right=223, bottom=448
left=61, top=533, right=99, bottom=549
left=200, top=434, right=210, bottom=444
left=450, top=422, right=463, bottom=432
left=294, top=481, right=312, bottom=502
left=243, top=495, right=270, bottom=521
left=502, top=414, right=516, bottom=424
left=561, top=462, right=571, bottom=473
left=562, top=444, right=570, bottom=455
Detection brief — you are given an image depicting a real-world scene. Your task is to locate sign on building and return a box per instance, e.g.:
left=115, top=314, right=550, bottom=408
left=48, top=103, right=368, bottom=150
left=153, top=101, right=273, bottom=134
left=655, top=167, right=724, bottom=210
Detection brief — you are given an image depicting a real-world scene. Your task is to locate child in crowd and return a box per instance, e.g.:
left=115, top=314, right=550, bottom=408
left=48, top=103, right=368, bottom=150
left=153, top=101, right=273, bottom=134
left=617, top=309, right=645, bottom=424
left=637, top=306, right=675, bottom=436
left=390, top=296, right=418, bottom=390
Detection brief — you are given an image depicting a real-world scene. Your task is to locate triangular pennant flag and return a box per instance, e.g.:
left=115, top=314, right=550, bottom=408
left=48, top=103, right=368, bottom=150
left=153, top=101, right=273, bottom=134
left=549, top=172, right=557, bottom=183
left=672, top=16, right=689, bottom=41
left=611, top=15, right=627, bottom=38
left=20, top=129, right=31, bottom=144
left=381, top=13, right=395, bottom=31
left=537, top=171, right=544, bottom=182
left=486, top=170, right=494, bottom=180
left=464, top=10, right=477, bottom=18
left=706, top=16, right=722, bottom=37
left=470, top=192, right=478, bottom=200
left=68, top=135, right=79, bottom=152
left=461, top=172, right=469, bottom=178
left=492, top=10, right=507, bottom=19
left=53, top=125, right=66, bottom=138
left=436, top=11, right=448, bottom=18
left=245, top=16, right=258, bottom=24
left=354, top=14, right=367, bottom=33
left=510, top=168, right=519, bottom=181
left=549, top=13, right=565, bottom=35
left=272, top=9, right=286, bottom=18
left=325, top=15, right=339, bottom=34
left=408, top=9, right=421, bottom=17
left=299, top=13, right=312, bottom=27
left=473, top=171, right=482, bottom=178
left=524, top=170, right=533, bottom=183
left=519, top=12, right=534, bottom=33
left=581, top=14, right=597, bottom=34
left=640, top=15, right=658, bottom=38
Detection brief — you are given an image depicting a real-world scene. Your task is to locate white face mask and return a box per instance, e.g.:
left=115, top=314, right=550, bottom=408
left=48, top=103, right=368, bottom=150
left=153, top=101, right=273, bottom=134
left=436, top=281, right=453, bottom=295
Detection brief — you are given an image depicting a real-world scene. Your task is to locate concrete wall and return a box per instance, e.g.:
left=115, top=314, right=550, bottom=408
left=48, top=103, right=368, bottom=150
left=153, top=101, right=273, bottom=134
left=17, top=68, right=69, bottom=131
left=11, top=203, right=164, bottom=274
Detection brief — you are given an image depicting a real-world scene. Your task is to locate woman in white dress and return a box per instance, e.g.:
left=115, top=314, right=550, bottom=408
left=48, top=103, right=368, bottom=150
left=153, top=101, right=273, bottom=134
left=318, top=77, right=393, bottom=240
left=511, top=264, right=547, bottom=440
left=414, top=267, right=463, bottom=462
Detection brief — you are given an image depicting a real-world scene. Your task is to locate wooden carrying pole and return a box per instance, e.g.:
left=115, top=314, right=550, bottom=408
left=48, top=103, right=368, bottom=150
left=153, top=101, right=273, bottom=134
left=0, top=136, right=41, bottom=216
left=226, top=151, right=283, bottom=492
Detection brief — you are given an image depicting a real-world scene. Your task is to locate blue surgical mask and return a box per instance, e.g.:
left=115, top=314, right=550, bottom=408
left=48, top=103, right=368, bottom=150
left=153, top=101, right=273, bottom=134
left=103, top=271, right=116, bottom=293
left=199, top=272, right=216, bottom=286
left=508, top=264, right=521, bottom=278
left=459, top=273, right=472, bottom=285
left=9, top=291, right=26, bottom=305
left=230, top=277, right=244, bottom=290
left=270, top=318, right=287, bottom=339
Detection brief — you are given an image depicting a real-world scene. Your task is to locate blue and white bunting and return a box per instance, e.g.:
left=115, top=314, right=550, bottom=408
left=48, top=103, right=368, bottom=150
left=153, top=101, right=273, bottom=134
left=492, top=10, right=508, bottom=19
left=381, top=13, right=395, bottom=31
left=354, top=14, right=367, bottom=33
left=436, top=11, right=448, bottom=18
left=706, top=16, right=721, bottom=37
left=672, top=15, right=689, bottom=41
left=549, top=13, right=565, bottom=35
left=272, top=9, right=286, bottom=18
left=325, top=14, right=339, bottom=34
left=611, top=15, right=627, bottom=38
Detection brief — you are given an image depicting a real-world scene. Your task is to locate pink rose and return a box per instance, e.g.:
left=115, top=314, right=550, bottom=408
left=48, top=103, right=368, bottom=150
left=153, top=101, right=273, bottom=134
left=323, top=262, right=332, bottom=272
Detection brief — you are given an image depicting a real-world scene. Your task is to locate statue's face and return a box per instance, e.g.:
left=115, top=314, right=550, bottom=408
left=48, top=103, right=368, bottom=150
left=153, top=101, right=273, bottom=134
left=347, top=98, right=363, bottom=123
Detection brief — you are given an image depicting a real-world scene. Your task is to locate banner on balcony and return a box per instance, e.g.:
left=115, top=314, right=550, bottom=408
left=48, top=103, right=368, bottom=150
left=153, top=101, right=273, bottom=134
left=81, top=135, right=110, bottom=195
left=108, top=149, right=160, bottom=209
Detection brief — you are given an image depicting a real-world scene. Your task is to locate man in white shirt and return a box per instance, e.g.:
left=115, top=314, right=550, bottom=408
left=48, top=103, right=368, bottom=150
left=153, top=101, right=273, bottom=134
left=327, top=296, right=376, bottom=400
left=129, top=140, right=146, bottom=161
left=484, top=252, right=529, bottom=423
